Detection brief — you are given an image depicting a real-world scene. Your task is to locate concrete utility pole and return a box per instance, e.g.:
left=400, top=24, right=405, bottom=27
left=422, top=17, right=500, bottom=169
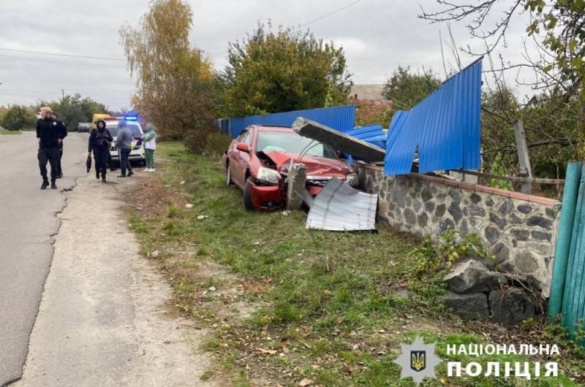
left=514, top=119, right=533, bottom=194
left=286, top=164, right=307, bottom=210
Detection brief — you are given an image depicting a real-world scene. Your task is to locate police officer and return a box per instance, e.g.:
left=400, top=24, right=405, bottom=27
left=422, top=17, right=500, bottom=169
left=88, top=120, right=114, bottom=183
left=50, top=112, right=68, bottom=178
left=36, top=107, right=64, bottom=190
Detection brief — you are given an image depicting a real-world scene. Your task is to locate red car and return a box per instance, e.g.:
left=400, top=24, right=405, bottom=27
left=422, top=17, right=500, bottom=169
left=223, top=125, right=358, bottom=210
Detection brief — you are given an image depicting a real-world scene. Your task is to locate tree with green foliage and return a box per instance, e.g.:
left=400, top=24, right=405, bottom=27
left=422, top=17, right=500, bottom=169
left=218, top=23, right=352, bottom=117
left=382, top=66, right=441, bottom=112
left=481, top=86, right=519, bottom=172
left=420, top=0, right=585, bottom=156
left=120, top=0, right=216, bottom=150
left=0, top=105, right=37, bottom=131
left=39, top=94, right=109, bottom=131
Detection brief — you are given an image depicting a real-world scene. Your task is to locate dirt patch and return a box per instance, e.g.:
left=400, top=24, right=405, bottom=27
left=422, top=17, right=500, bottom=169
left=122, top=172, right=262, bottom=336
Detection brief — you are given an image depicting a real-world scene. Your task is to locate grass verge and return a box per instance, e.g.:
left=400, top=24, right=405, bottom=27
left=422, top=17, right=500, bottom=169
left=0, top=128, right=21, bottom=135
left=126, top=141, right=585, bottom=386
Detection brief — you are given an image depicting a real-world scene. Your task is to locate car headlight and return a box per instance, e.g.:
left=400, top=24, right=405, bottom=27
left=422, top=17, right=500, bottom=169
left=345, top=172, right=359, bottom=187
left=256, top=167, right=281, bottom=185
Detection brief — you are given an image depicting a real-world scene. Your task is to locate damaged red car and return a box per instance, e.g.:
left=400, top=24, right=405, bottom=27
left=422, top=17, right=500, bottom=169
left=223, top=125, right=358, bottom=210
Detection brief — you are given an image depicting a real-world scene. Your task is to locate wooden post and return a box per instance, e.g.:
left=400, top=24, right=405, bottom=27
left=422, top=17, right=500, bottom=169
left=286, top=164, right=307, bottom=210
left=514, top=119, right=533, bottom=194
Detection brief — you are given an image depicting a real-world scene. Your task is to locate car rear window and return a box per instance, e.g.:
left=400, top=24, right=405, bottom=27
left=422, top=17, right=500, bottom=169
left=105, top=122, right=143, bottom=138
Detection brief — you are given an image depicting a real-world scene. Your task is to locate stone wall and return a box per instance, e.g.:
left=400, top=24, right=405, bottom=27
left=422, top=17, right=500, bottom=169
left=357, top=165, right=561, bottom=297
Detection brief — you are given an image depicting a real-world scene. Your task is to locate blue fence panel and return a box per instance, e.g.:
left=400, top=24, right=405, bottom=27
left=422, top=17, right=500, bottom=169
left=384, top=59, right=482, bottom=175
left=213, top=118, right=230, bottom=135
left=561, top=166, right=585, bottom=339
left=384, top=111, right=418, bottom=175
left=224, top=105, right=356, bottom=138
left=345, top=124, right=386, bottom=149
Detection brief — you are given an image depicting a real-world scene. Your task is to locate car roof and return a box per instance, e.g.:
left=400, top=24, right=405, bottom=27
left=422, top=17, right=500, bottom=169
left=104, top=120, right=142, bottom=128
left=251, top=125, right=293, bottom=132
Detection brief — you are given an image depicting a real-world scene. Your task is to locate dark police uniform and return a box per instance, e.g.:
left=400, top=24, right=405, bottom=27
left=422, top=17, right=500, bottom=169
left=88, top=120, right=114, bottom=182
left=36, top=117, right=64, bottom=189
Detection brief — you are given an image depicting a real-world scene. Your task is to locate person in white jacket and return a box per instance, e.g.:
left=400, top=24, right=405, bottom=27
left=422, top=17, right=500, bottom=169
left=142, top=123, right=157, bottom=172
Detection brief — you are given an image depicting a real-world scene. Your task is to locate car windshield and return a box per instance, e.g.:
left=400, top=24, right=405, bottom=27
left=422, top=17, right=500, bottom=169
left=106, top=123, right=143, bottom=138
left=256, top=131, right=337, bottom=159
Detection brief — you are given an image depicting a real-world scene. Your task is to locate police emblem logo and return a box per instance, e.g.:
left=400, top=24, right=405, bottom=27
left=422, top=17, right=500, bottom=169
left=410, top=350, right=426, bottom=372
left=394, top=337, right=442, bottom=385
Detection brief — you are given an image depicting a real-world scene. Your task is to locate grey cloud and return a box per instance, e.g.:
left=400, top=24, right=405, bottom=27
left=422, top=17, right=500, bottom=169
left=1, top=0, right=540, bottom=109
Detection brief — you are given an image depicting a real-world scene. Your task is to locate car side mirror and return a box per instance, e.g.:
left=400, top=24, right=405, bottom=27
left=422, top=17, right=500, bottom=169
left=236, top=143, right=250, bottom=153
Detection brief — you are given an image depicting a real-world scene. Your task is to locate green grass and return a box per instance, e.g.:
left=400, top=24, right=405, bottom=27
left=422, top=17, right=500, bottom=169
left=128, top=141, right=584, bottom=387
left=0, top=127, right=21, bottom=135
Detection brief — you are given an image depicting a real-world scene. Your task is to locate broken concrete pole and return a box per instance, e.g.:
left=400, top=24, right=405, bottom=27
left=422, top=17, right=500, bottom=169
left=489, top=288, right=537, bottom=324
left=286, top=163, right=307, bottom=210
left=292, top=117, right=386, bottom=162
left=443, top=260, right=506, bottom=294
left=436, top=291, right=489, bottom=320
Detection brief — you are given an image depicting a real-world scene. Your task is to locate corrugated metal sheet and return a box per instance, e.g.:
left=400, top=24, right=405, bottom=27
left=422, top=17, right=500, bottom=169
left=306, top=178, right=377, bottom=231
left=384, top=59, right=482, bottom=175
left=560, top=166, right=585, bottom=338
left=213, top=118, right=231, bottom=135
left=345, top=124, right=386, bottom=149
left=225, top=105, right=356, bottom=138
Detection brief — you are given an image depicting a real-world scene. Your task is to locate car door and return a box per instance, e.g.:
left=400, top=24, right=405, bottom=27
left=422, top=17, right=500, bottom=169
left=230, top=130, right=252, bottom=188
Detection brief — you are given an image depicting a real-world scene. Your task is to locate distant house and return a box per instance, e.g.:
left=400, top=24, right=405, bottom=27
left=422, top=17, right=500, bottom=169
left=350, top=84, right=393, bottom=127
left=350, top=84, right=385, bottom=100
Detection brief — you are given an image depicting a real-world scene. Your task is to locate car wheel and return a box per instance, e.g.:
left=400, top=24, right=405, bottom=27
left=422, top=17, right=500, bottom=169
left=244, top=179, right=254, bottom=211
left=226, top=164, right=233, bottom=186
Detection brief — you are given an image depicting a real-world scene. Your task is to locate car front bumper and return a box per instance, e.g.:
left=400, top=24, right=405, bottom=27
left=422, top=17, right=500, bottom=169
left=249, top=182, right=285, bottom=210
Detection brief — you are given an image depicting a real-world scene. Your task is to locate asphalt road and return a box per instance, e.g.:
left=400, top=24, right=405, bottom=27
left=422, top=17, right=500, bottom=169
left=0, top=131, right=87, bottom=386
left=1, top=131, right=219, bottom=387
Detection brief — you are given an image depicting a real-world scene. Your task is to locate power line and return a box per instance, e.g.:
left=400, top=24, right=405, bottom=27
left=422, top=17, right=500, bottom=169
left=0, top=48, right=125, bottom=62
left=301, top=0, right=366, bottom=26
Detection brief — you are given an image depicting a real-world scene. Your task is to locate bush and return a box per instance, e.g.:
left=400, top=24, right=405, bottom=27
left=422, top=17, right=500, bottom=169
left=204, top=132, right=232, bottom=156
left=0, top=105, right=37, bottom=130
left=411, top=229, right=494, bottom=283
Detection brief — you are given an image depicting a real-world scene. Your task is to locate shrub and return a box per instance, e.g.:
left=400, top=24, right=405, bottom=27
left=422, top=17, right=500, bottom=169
left=411, top=229, right=494, bottom=283
left=204, top=132, right=232, bottom=156
left=0, top=105, right=37, bottom=130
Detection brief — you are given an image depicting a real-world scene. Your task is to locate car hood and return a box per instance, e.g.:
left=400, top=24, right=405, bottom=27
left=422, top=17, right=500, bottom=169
left=262, top=150, right=352, bottom=178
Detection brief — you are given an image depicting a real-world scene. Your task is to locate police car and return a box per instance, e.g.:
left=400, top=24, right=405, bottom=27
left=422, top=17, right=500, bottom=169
left=103, top=117, right=146, bottom=166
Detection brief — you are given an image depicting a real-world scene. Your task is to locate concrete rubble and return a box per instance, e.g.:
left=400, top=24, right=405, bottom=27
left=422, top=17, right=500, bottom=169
left=438, top=259, right=540, bottom=324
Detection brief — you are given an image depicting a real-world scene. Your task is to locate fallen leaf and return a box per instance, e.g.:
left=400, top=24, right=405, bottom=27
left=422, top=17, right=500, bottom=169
left=180, top=180, right=186, bottom=185
left=197, top=215, right=208, bottom=220
left=299, top=379, right=314, bottom=386
left=257, top=348, right=277, bottom=355
left=185, top=204, right=193, bottom=209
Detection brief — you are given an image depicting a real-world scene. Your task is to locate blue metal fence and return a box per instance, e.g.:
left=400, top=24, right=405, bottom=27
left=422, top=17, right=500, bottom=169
left=345, top=124, right=386, bottom=149
left=220, top=105, right=356, bottom=138
left=384, top=58, right=482, bottom=175
left=549, top=162, right=585, bottom=343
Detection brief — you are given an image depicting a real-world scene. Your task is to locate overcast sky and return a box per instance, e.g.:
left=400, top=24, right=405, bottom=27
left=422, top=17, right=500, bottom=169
left=0, top=0, right=537, bottom=111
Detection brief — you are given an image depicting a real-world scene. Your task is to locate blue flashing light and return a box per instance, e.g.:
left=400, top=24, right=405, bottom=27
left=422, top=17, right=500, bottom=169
left=124, top=112, right=139, bottom=121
